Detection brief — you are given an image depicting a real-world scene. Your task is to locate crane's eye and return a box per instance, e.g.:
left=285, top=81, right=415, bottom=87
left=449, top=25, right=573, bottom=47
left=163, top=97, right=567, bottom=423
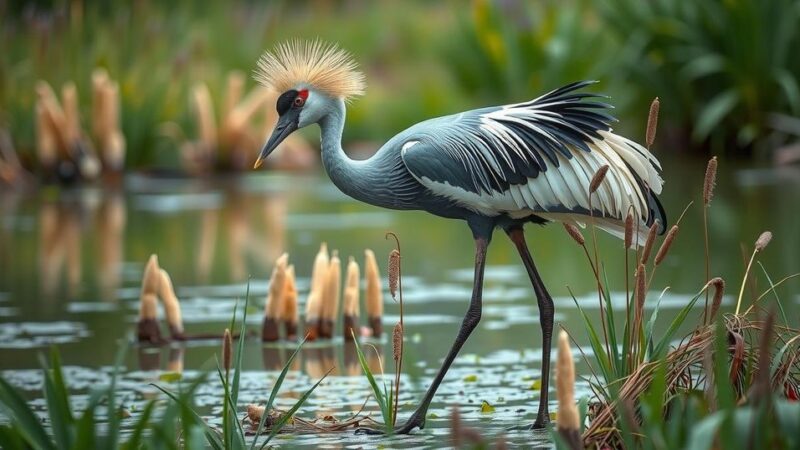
left=293, top=96, right=305, bottom=107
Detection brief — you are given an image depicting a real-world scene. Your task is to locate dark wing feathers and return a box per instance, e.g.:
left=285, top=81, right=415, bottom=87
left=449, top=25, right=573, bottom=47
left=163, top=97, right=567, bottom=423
left=402, top=80, right=615, bottom=195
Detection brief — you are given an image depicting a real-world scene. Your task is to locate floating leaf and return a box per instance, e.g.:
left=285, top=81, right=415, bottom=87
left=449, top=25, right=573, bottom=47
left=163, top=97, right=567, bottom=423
left=463, top=374, right=478, bottom=382
left=528, top=379, right=542, bottom=390
left=480, top=400, right=495, bottom=414
left=158, top=372, right=182, bottom=383
left=427, top=413, right=439, bottom=419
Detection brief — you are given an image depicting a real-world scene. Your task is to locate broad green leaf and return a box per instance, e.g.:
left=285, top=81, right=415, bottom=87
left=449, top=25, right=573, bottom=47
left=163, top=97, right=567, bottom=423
left=693, top=90, right=740, bottom=141
left=0, top=376, right=55, bottom=450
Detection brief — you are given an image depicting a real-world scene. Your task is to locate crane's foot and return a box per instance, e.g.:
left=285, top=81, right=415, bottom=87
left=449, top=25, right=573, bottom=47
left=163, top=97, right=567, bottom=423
left=506, top=413, right=550, bottom=432
left=355, top=413, right=425, bottom=435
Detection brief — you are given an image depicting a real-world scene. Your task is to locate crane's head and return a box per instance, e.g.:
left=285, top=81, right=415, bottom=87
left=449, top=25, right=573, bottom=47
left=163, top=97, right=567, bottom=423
left=252, top=40, right=365, bottom=169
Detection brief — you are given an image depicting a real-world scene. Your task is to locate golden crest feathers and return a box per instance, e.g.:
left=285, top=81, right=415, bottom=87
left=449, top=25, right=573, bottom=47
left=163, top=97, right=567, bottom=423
left=254, top=40, right=365, bottom=101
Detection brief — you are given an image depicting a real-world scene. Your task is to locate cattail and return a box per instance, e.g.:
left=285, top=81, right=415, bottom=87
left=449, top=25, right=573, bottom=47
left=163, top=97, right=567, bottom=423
left=158, top=269, right=184, bottom=338
left=703, top=157, right=717, bottom=205
left=102, top=81, right=125, bottom=171
left=624, top=211, right=634, bottom=250
left=137, top=254, right=162, bottom=344
left=388, top=249, right=400, bottom=301
left=304, top=243, right=329, bottom=339
left=640, top=221, right=659, bottom=265
left=589, top=165, right=609, bottom=194
left=35, top=102, right=57, bottom=169
left=263, top=253, right=288, bottom=342
left=92, top=68, right=110, bottom=144
left=563, top=223, right=585, bottom=246
left=343, top=257, right=360, bottom=340
left=36, top=81, right=69, bottom=153
left=223, top=71, right=245, bottom=119
left=138, top=294, right=158, bottom=323
left=61, top=82, right=80, bottom=145
left=708, top=277, right=725, bottom=321
left=556, top=331, right=581, bottom=450
left=319, top=251, right=341, bottom=338
left=645, top=97, right=660, bottom=149
left=392, top=323, right=403, bottom=362
left=222, top=328, right=232, bottom=376
left=280, top=264, right=298, bottom=340
left=191, top=83, right=217, bottom=154
left=755, top=231, right=772, bottom=252
left=364, top=249, right=384, bottom=336
left=141, top=254, right=161, bottom=296
left=654, top=225, right=679, bottom=266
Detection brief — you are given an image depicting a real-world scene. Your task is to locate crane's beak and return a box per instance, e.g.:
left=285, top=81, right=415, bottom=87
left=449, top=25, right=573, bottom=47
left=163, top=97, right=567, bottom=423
left=253, top=113, right=299, bottom=169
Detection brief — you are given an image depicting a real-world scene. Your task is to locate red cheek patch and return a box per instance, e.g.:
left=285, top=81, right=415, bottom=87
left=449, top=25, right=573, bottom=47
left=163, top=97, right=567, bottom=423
left=298, top=89, right=309, bottom=100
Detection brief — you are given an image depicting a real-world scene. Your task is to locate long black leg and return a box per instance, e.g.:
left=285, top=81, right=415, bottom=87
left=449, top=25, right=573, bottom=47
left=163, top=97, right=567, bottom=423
left=506, top=226, right=554, bottom=429
left=391, top=227, right=491, bottom=434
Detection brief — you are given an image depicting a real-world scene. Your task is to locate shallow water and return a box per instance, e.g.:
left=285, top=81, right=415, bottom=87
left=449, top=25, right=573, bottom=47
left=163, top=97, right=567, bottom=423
left=0, top=155, right=798, bottom=447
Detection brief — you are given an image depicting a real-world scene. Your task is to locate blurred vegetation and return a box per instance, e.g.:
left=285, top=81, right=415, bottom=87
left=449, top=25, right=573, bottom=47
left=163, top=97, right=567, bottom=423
left=1, top=0, right=799, bottom=172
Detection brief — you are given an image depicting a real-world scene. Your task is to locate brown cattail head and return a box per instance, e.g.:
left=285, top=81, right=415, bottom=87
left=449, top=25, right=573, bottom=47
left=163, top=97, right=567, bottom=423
left=589, top=165, right=609, bottom=194
left=321, top=251, right=341, bottom=322
left=246, top=404, right=266, bottom=424
left=392, top=322, right=403, bottom=362
left=388, top=249, right=400, bottom=301
left=141, top=254, right=161, bottom=296
left=646, top=97, right=660, bottom=149
left=364, top=249, right=383, bottom=318
left=654, top=225, right=679, bottom=266
left=222, top=328, right=232, bottom=374
left=640, top=221, right=659, bottom=265
left=280, top=264, right=298, bottom=324
left=61, top=82, right=80, bottom=144
left=158, top=268, right=184, bottom=335
left=343, top=256, right=360, bottom=317
left=563, top=223, right=585, bottom=247
left=265, top=253, right=288, bottom=319
left=708, top=277, right=725, bottom=321
left=555, top=330, right=579, bottom=431
left=624, top=210, right=634, bottom=250
left=703, top=157, right=718, bottom=206
left=755, top=231, right=772, bottom=252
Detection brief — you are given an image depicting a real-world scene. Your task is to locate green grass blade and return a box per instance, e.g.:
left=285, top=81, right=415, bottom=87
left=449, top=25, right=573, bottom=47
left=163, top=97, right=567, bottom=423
left=652, top=292, right=701, bottom=358
left=643, top=294, right=665, bottom=361
left=231, top=279, right=250, bottom=405
left=0, top=424, right=26, bottom=450
left=231, top=279, right=251, bottom=407
left=250, top=337, right=308, bottom=450
left=121, top=401, right=155, bottom=450
left=151, top=383, right=224, bottom=450
left=571, top=296, right=613, bottom=384
left=39, top=350, right=73, bottom=448
left=215, top=361, right=245, bottom=450
left=601, top=269, right=622, bottom=377
left=261, top=368, right=332, bottom=448
left=351, top=331, right=387, bottom=415
left=0, top=376, right=56, bottom=450
left=757, top=262, right=788, bottom=326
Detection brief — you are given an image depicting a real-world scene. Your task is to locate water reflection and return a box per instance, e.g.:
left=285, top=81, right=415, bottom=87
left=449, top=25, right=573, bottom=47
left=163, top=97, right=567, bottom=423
left=136, top=345, right=185, bottom=372
left=39, top=191, right=125, bottom=301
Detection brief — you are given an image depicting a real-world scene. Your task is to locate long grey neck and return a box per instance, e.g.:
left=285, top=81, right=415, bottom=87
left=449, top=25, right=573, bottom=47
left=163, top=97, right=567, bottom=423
left=317, top=101, right=417, bottom=210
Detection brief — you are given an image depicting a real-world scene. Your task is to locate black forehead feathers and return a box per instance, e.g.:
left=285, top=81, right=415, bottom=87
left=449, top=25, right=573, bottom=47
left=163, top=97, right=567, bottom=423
left=276, top=89, right=298, bottom=115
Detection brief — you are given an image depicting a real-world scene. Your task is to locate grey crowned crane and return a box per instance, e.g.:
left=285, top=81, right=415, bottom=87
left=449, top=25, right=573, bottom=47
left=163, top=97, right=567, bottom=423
left=253, top=40, right=666, bottom=433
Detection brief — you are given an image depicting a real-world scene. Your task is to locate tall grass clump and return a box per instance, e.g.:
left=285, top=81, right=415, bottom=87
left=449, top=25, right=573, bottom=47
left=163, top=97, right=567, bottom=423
left=552, top=101, right=800, bottom=448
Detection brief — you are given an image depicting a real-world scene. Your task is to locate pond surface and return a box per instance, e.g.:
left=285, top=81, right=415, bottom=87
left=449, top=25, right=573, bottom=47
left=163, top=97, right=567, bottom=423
left=0, top=154, right=798, bottom=448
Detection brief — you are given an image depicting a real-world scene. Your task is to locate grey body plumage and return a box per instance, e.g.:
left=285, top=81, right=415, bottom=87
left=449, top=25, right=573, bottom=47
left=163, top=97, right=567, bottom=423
left=253, top=41, right=667, bottom=435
